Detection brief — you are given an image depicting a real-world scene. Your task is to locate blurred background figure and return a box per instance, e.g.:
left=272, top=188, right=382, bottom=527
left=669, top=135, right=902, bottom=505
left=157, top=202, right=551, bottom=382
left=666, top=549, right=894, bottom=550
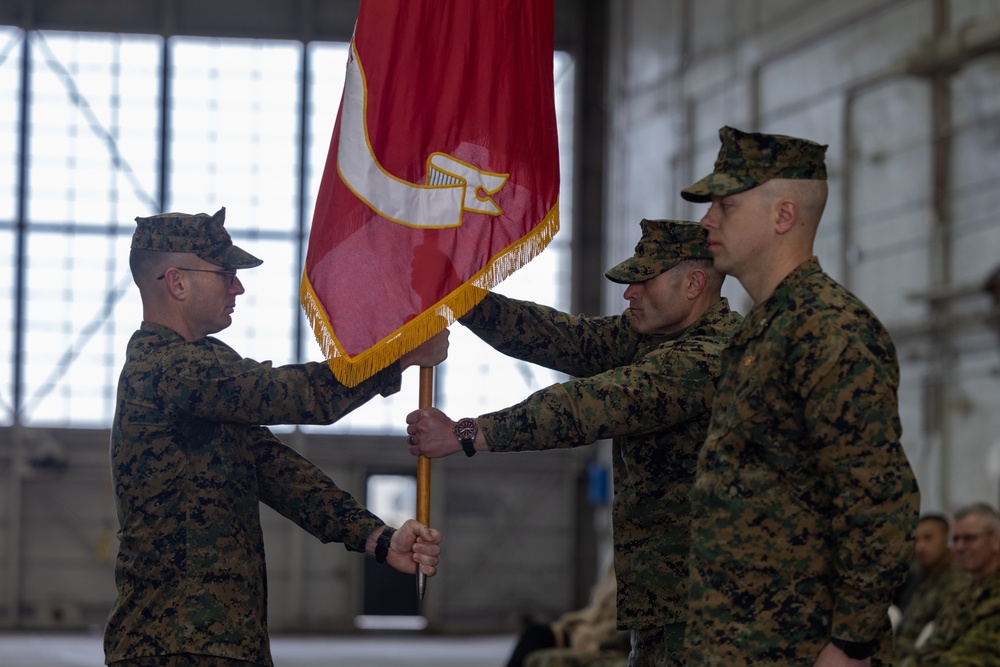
left=893, top=513, right=969, bottom=664
left=901, top=502, right=1000, bottom=666
left=505, top=564, right=629, bottom=667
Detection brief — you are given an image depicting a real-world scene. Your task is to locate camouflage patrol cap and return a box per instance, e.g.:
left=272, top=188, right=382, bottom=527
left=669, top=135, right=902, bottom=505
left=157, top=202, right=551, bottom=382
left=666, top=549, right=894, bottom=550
left=681, top=126, right=828, bottom=203
left=605, top=219, right=711, bottom=284
left=131, top=206, right=262, bottom=268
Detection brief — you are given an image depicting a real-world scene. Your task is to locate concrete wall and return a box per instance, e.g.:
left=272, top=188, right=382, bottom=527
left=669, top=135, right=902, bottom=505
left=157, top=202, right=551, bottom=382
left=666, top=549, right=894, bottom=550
left=603, top=0, right=1000, bottom=514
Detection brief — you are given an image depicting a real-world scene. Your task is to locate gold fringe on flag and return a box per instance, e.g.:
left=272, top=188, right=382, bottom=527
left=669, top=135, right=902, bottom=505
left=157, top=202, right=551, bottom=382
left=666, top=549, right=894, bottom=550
left=300, top=201, right=560, bottom=387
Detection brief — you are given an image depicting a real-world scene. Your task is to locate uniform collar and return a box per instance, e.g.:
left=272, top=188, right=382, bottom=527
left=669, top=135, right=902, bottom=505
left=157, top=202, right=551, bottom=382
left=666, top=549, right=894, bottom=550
left=741, top=257, right=823, bottom=338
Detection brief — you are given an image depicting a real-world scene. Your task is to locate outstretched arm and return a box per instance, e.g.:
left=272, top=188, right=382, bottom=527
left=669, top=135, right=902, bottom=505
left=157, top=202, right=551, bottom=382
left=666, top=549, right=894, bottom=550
left=407, top=337, right=718, bottom=457
left=461, top=292, right=637, bottom=376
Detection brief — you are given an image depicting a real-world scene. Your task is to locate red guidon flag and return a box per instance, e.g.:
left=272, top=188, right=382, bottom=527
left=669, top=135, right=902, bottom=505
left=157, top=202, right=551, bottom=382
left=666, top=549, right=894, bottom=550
left=301, top=0, right=560, bottom=387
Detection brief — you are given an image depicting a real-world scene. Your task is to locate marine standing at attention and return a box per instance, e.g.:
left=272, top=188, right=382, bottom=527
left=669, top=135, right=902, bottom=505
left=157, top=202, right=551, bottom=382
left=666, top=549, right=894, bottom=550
left=680, top=127, right=920, bottom=666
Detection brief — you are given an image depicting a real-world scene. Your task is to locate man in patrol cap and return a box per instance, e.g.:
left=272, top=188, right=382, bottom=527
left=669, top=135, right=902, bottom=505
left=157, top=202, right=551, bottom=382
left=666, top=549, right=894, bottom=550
left=105, top=207, right=448, bottom=666
left=406, top=218, right=742, bottom=666
left=681, top=126, right=920, bottom=666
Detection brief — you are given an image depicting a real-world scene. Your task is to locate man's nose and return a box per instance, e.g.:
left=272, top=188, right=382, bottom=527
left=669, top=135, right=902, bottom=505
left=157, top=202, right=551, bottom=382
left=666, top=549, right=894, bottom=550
left=699, top=207, right=716, bottom=229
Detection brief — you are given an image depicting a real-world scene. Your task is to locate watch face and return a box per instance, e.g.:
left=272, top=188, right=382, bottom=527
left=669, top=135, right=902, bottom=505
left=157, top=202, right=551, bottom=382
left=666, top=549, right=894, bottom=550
left=455, top=418, right=477, bottom=440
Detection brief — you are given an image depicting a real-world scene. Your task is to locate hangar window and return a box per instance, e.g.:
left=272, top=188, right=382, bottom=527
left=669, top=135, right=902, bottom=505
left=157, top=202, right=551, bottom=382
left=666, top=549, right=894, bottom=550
left=0, top=28, right=575, bottom=432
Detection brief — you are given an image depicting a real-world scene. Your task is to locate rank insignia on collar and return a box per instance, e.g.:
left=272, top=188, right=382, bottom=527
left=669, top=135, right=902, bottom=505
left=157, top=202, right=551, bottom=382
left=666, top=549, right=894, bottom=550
left=743, top=354, right=755, bottom=367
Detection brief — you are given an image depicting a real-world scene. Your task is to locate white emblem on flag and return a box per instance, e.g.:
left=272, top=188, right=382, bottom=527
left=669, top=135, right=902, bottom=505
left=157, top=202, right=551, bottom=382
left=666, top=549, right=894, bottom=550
left=337, top=42, right=509, bottom=228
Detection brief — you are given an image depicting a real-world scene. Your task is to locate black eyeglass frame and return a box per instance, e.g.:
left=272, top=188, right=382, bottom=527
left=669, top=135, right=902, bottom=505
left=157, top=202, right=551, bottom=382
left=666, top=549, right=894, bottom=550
left=156, top=267, right=238, bottom=285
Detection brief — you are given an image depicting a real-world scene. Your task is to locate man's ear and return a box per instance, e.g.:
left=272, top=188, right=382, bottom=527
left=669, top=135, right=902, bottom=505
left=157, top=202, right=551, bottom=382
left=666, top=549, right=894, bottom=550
left=686, top=267, right=708, bottom=299
left=774, top=197, right=799, bottom=235
left=160, top=267, right=188, bottom=300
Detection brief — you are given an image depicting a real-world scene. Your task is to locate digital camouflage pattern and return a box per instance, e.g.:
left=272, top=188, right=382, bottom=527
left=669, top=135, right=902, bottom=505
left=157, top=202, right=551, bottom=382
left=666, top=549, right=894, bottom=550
left=895, top=561, right=970, bottom=664
left=105, top=322, right=401, bottom=665
left=629, top=624, right=685, bottom=667
left=680, top=126, right=828, bottom=203
left=462, top=291, right=741, bottom=649
left=604, top=219, right=713, bottom=284
left=903, top=569, right=1000, bottom=666
left=131, top=207, right=263, bottom=269
left=687, top=257, right=919, bottom=666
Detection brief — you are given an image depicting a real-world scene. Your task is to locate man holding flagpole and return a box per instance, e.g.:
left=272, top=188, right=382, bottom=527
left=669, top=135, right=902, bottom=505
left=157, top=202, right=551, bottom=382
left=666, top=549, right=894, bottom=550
left=406, top=219, right=742, bottom=667
left=105, top=208, right=446, bottom=667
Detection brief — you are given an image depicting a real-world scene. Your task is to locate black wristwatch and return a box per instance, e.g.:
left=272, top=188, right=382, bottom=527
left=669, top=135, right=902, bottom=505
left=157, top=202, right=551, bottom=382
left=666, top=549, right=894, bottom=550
left=375, top=526, right=395, bottom=564
left=453, top=417, right=478, bottom=457
left=831, top=637, right=874, bottom=660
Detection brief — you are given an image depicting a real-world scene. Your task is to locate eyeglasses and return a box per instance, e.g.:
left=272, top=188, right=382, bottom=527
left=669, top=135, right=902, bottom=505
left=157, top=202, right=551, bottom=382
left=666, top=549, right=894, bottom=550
left=157, top=267, right=238, bottom=286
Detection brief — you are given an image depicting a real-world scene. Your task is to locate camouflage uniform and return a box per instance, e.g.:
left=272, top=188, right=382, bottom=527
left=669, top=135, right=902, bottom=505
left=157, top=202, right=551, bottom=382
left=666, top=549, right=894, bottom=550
left=906, top=569, right=1000, bottom=666
left=461, top=221, right=742, bottom=666
left=105, top=209, right=401, bottom=666
left=685, top=258, right=920, bottom=665
left=895, top=560, right=970, bottom=664
left=679, top=126, right=919, bottom=665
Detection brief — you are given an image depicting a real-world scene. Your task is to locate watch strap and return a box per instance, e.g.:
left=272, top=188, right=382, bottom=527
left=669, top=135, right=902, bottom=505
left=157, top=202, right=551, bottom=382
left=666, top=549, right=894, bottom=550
left=375, top=526, right=395, bottom=564
left=460, top=437, right=476, bottom=457
left=831, top=638, right=874, bottom=660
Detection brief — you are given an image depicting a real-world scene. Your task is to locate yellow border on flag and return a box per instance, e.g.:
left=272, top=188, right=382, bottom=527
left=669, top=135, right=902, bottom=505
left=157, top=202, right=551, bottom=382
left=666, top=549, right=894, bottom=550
left=301, top=201, right=560, bottom=387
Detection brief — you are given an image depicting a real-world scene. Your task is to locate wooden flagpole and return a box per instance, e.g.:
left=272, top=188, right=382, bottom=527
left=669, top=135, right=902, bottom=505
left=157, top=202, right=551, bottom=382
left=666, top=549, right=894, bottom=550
left=416, top=366, right=434, bottom=599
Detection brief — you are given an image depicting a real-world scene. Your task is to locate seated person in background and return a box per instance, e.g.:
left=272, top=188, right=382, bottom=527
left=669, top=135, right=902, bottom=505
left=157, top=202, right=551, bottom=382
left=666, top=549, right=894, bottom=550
left=894, top=513, right=970, bottom=663
left=506, top=564, right=630, bottom=667
left=902, top=502, right=1000, bottom=666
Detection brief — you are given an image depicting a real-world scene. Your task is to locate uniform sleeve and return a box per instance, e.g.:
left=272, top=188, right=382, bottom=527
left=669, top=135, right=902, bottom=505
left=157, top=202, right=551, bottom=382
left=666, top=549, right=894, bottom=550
left=462, top=292, right=639, bottom=377
left=160, top=340, right=403, bottom=426
left=801, top=333, right=920, bottom=641
left=252, top=426, right=383, bottom=551
left=479, top=340, right=714, bottom=451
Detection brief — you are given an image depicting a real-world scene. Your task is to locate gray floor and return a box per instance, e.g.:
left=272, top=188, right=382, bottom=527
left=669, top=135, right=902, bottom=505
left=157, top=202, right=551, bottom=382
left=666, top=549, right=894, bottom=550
left=0, top=632, right=518, bottom=666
